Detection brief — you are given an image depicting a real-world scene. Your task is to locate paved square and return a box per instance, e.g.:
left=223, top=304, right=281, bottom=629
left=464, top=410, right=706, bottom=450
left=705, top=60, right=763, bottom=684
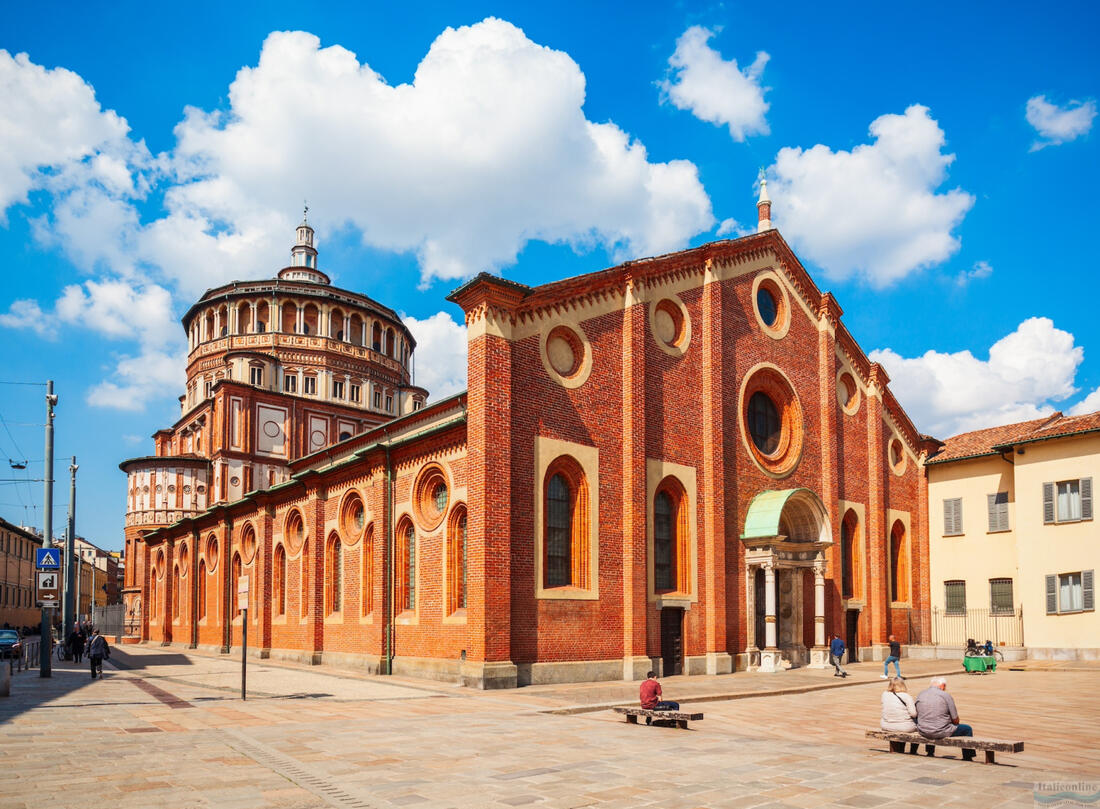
left=1, top=648, right=1096, bottom=808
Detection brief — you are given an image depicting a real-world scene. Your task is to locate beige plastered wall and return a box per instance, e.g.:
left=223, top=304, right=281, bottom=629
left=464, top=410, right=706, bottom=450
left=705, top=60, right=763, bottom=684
left=1012, top=434, right=1099, bottom=650
left=927, top=455, right=1019, bottom=612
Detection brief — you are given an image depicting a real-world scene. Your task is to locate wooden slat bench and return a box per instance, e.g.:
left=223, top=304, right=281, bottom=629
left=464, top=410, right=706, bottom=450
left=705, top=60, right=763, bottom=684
left=614, top=706, right=703, bottom=729
left=865, top=730, right=1024, bottom=764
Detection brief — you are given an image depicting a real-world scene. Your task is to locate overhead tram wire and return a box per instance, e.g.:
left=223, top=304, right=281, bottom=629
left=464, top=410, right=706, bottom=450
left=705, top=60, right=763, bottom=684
left=0, top=381, right=48, bottom=386
left=0, top=407, right=34, bottom=519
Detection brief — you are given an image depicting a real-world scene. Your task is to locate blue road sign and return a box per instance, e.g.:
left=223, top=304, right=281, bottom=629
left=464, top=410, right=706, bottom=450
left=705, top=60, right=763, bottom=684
left=36, top=547, right=61, bottom=569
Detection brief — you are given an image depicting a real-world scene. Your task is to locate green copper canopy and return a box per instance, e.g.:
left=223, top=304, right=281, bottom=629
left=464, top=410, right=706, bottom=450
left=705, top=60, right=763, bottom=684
left=741, top=488, right=831, bottom=544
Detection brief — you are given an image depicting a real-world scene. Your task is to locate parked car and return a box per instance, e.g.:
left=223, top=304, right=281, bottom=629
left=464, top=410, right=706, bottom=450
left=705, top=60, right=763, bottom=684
left=0, top=628, right=22, bottom=659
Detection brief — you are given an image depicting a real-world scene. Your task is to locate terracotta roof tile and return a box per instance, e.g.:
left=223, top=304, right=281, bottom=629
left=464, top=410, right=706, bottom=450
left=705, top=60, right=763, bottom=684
left=928, top=409, right=1100, bottom=464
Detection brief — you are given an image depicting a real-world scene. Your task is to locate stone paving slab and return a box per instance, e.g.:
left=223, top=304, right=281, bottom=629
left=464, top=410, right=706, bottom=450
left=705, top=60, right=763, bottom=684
left=1, top=646, right=1097, bottom=809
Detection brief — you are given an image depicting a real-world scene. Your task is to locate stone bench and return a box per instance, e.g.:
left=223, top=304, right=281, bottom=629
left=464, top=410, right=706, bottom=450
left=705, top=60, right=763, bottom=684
left=865, top=730, right=1024, bottom=764
left=613, top=706, right=704, bottom=729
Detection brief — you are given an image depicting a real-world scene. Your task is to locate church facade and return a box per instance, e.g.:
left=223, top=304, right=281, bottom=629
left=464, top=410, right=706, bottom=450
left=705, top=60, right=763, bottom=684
left=123, top=193, right=934, bottom=688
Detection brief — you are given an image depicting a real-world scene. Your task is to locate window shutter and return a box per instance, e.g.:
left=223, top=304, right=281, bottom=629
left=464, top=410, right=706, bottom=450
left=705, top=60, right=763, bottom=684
left=1084, top=570, right=1095, bottom=612
left=986, top=494, right=997, bottom=532
left=1081, top=478, right=1093, bottom=521
left=1046, top=574, right=1057, bottom=614
left=944, top=498, right=962, bottom=535
left=1042, top=482, right=1055, bottom=524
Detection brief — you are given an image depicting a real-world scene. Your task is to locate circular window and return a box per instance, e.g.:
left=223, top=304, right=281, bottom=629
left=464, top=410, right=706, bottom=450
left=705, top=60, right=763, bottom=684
left=142, top=485, right=149, bottom=494
left=837, top=370, right=860, bottom=415
left=311, top=430, right=326, bottom=447
left=285, top=510, right=305, bottom=554
left=230, top=476, right=241, bottom=487
left=547, top=326, right=581, bottom=376
left=413, top=463, right=450, bottom=531
left=650, top=297, right=692, bottom=357
left=340, top=491, right=366, bottom=544
left=747, top=392, right=781, bottom=454
left=155, top=485, right=163, bottom=493
left=757, top=287, right=778, bottom=326
left=738, top=364, right=804, bottom=478
left=183, top=485, right=192, bottom=495
left=178, top=543, right=189, bottom=576
left=196, top=484, right=206, bottom=494
left=889, top=438, right=907, bottom=475
left=240, top=524, right=257, bottom=564
left=167, top=484, right=176, bottom=494
left=540, top=324, right=592, bottom=389
left=263, top=420, right=281, bottom=438
left=751, top=272, right=791, bottom=339
left=205, top=536, right=219, bottom=571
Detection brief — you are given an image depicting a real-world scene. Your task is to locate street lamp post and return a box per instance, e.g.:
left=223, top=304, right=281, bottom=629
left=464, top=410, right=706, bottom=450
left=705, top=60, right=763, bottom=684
left=63, top=456, right=78, bottom=650
left=40, top=381, right=57, bottom=677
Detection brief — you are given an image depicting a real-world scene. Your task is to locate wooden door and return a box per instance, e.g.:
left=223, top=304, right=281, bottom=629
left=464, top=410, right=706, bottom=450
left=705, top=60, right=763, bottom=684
left=660, top=608, right=683, bottom=676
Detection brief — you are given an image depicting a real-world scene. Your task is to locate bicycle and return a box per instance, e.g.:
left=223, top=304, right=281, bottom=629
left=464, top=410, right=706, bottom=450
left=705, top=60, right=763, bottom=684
left=963, top=640, right=1004, bottom=662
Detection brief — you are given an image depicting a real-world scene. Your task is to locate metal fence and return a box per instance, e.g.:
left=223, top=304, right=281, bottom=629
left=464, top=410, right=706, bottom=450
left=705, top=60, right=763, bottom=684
left=931, top=607, right=1024, bottom=647
left=92, top=604, right=125, bottom=637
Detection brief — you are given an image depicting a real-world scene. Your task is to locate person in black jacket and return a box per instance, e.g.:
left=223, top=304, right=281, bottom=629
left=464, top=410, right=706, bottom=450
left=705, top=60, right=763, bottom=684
left=68, top=627, right=85, bottom=663
left=87, top=629, right=110, bottom=679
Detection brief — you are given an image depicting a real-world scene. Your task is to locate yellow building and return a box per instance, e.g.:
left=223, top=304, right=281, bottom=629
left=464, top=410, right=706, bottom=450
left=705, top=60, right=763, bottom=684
left=0, top=517, right=43, bottom=630
left=926, top=411, right=1097, bottom=659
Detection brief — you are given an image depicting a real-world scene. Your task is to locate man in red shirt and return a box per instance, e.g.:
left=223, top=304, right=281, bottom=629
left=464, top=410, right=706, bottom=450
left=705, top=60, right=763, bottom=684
left=639, top=670, right=680, bottom=720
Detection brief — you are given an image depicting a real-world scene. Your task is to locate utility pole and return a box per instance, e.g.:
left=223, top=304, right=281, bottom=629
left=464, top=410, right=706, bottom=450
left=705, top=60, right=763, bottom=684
left=63, top=456, right=78, bottom=651
left=40, top=380, right=57, bottom=677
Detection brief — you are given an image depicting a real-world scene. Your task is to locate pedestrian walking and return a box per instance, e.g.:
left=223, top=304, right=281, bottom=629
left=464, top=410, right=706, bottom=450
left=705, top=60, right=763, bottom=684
left=87, top=629, right=110, bottom=679
left=829, top=633, right=848, bottom=677
left=68, top=627, right=85, bottom=663
left=881, top=634, right=902, bottom=679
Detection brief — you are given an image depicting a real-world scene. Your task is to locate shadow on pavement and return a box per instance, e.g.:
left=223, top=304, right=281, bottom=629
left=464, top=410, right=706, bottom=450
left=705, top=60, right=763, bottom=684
left=107, top=647, right=195, bottom=671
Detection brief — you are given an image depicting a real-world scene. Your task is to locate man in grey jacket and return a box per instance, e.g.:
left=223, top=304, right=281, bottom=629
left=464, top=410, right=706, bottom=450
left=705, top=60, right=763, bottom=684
left=87, top=629, right=110, bottom=679
left=915, top=677, right=975, bottom=760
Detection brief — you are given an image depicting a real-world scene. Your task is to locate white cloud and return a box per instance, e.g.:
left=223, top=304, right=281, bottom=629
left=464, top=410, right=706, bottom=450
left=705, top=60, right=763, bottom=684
left=150, top=21, right=713, bottom=290
left=0, top=299, right=52, bottom=337
left=660, top=26, right=769, bottom=142
left=0, top=49, right=132, bottom=220
left=955, top=259, right=993, bottom=287
left=1026, top=95, right=1096, bottom=150
left=86, top=348, right=186, bottom=411
left=870, top=317, right=1083, bottom=437
left=716, top=217, right=751, bottom=238
left=767, top=105, right=974, bottom=286
left=403, top=311, right=467, bottom=400
left=1069, top=387, right=1100, bottom=417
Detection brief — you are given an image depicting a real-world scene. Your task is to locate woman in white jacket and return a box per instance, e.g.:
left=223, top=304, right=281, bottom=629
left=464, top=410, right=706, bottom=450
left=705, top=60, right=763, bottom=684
left=880, top=677, right=919, bottom=753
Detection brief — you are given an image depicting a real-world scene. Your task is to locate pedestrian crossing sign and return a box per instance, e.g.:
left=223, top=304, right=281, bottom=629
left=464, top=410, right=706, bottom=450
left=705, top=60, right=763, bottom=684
left=36, top=547, right=61, bottom=569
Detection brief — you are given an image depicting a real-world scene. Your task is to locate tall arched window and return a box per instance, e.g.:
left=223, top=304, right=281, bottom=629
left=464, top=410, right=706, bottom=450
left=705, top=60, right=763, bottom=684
left=654, top=492, right=676, bottom=591
left=150, top=575, right=158, bottom=621
left=840, top=510, right=857, bottom=599
left=543, top=457, right=590, bottom=590
left=890, top=520, right=909, bottom=603
left=385, top=327, right=396, bottom=357
left=327, top=534, right=343, bottom=614
left=198, top=560, right=207, bottom=619
left=653, top=478, right=690, bottom=594
left=273, top=545, right=286, bottom=616
left=395, top=519, right=416, bottom=611
left=546, top=474, right=571, bottom=587
left=361, top=524, right=374, bottom=616
left=447, top=506, right=467, bottom=614
left=372, top=322, right=382, bottom=351
left=231, top=553, right=242, bottom=618
left=172, top=564, right=180, bottom=621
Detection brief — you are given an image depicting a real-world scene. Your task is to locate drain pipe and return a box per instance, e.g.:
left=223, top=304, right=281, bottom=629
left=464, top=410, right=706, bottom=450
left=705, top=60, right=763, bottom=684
left=382, top=437, right=394, bottom=675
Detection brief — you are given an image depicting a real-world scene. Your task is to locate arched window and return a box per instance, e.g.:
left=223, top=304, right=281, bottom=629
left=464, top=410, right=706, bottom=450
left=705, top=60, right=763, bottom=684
left=840, top=509, right=860, bottom=600
left=890, top=520, right=909, bottom=603
left=385, top=327, right=395, bottom=357
left=198, top=560, right=207, bottom=619
left=327, top=534, right=343, bottom=614
left=172, top=564, right=180, bottom=620
left=150, top=575, right=158, bottom=621
left=273, top=545, right=286, bottom=616
left=654, top=493, right=676, bottom=591
left=447, top=506, right=468, bottom=614
left=303, top=304, right=319, bottom=336
left=361, top=524, right=374, bottom=616
left=543, top=457, right=590, bottom=589
left=395, top=519, right=416, bottom=611
left=372, top=322, right=382, bottom=352
left=281, top=301, right=296, bottom=334
left=231, top=553, right=242, bottom=618
left=653, top=478, right=690, bottom=594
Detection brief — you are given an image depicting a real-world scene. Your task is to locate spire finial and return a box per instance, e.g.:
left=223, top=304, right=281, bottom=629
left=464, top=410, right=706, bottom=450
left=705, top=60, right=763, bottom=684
left=303, top=200, right=309, bottom=224
left=756, top=169, right=773, bottom=232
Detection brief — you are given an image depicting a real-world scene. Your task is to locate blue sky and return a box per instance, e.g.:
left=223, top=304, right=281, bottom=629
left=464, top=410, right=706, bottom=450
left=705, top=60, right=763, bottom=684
left=1, top=0, right=1097, bottom=550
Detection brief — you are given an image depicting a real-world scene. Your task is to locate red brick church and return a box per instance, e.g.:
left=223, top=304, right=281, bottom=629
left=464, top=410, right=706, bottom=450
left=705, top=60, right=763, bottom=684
left=121, top=188, right=933, bottom=688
